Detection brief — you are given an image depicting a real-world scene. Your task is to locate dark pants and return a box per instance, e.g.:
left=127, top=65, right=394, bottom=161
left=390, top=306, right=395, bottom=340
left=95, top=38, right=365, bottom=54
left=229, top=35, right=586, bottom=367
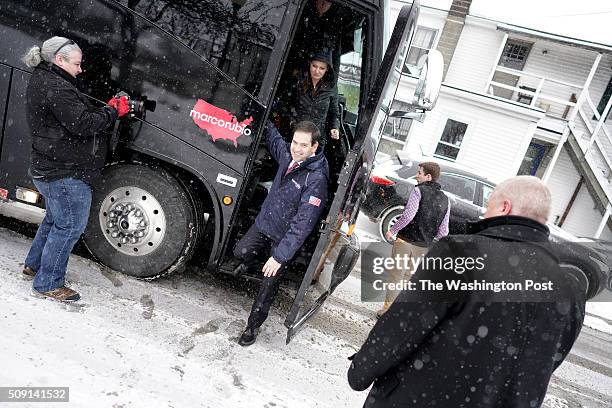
left=233, top=224, right=287, bottom=329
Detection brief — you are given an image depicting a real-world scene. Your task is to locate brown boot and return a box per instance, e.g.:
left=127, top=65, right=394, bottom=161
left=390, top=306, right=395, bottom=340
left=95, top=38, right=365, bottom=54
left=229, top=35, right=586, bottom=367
left=22, top=266, right=37, bottom=281
left=31, top=286, right=80, bottom=302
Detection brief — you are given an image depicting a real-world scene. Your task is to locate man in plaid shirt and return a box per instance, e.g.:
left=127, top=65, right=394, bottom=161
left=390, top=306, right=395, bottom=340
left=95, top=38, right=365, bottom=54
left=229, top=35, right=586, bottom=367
left=378, top=162, right=450, bottom=317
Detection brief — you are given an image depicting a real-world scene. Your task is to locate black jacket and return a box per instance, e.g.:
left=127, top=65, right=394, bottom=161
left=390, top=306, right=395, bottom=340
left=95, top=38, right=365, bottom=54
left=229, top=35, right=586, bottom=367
left=26, top=62, right=118, bottom=183
left=285, top=73, right=339, bottom=143
left=397, top=181, right=449, bottom=247
left=348, top=216, right=586, bottom=408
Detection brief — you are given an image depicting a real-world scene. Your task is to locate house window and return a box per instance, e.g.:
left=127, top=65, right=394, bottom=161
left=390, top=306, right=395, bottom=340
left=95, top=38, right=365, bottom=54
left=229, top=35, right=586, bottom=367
left=405, top=26, right=438, bottom=68
left=434, top=119, right=468, bottom=160
left=499, top=39, right=532, bottom=71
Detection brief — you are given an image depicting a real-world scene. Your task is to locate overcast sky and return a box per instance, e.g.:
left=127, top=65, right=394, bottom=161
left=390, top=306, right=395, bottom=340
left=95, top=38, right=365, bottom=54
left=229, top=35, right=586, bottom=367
left=418, top=0, right=612, bottom=45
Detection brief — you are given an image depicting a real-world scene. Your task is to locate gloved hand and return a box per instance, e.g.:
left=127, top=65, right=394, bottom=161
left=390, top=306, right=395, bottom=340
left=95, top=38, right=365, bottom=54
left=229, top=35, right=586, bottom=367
left=107, top=94, right=130, bottom=118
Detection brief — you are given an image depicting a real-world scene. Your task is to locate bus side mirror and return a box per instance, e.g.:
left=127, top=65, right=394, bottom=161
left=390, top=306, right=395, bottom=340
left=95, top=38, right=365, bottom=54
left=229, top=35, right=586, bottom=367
left=390, top=50, right=443, bottom=123
left=412, top=49, right=443, bottom=112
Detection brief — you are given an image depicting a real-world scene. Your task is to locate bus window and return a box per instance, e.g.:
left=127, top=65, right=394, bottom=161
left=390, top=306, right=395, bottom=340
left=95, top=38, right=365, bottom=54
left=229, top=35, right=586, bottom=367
left=338, top=25, right=365, bottom=119
left=119, top=0, right=289, bottom=97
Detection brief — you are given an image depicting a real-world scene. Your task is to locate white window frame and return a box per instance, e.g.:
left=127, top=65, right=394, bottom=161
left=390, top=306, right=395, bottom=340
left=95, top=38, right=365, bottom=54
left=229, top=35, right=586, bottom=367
left=405, top=26, right=438, bottom=68
left=432, top=116, right=473, bottom=162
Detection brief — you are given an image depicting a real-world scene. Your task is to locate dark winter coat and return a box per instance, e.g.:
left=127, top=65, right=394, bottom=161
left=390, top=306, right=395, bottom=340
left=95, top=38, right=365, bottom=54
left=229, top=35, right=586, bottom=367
left=348, top=215, right=586, bottom=408
left=26, top=62, right=118, bottom=183
left=286, top=73, right=339, bottom=144
left=397, top=181, right=449, bottom=247
left=255, top=122, right=329, bottom=263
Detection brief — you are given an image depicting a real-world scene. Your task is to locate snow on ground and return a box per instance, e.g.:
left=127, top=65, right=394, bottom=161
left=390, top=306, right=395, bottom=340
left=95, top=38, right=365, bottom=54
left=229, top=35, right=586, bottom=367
left=583, top=314, right=612, bottom=335
left=1, top=222, right=611, bottom=408
left=585, top=303, right=612, bottom=330
left=0, top=227, right=370, bottom=408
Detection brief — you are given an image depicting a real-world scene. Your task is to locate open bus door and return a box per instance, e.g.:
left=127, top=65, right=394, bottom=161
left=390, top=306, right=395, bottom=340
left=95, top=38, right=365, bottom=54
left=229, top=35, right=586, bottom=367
left=283, top=0, right=444, bottom=343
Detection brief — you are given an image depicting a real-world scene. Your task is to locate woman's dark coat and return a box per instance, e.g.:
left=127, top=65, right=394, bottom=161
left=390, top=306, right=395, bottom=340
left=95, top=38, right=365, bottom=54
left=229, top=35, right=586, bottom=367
left=285, top=73, right=339, bottom=143
left=26, top=62, right=117, bottom=183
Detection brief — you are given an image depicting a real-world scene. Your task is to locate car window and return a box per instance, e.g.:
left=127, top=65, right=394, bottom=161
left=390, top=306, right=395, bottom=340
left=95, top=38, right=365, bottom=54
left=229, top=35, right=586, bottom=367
left=482, top=183, right=495, bottom=207
left=397, top=165, right=415, bottom=179
left=438, top=173, right=477, bottom=202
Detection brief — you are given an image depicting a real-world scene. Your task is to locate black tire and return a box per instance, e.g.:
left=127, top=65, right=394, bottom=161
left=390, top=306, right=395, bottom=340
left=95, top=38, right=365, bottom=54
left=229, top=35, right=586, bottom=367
left=378, top=207, right=404, bottom=244
left=83, top=164, right=198, bottom=279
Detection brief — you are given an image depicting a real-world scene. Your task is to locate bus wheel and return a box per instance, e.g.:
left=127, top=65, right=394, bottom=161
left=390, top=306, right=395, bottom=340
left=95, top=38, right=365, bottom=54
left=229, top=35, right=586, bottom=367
left=83, top=164, right=198, bottom=279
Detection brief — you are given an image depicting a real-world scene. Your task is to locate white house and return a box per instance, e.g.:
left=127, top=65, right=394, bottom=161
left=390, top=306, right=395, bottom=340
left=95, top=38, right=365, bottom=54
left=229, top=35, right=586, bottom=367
left=383, top=0, right=612, bottom=239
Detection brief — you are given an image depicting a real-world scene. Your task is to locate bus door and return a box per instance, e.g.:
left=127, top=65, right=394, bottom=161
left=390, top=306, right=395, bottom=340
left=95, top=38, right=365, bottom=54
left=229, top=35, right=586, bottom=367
left=284, top=1, right=443, bottom=342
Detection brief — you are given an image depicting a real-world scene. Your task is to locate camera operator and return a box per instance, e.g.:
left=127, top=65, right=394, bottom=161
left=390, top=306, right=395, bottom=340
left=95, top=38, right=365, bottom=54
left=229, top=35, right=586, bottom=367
left=21, top=36, right=130, bottom=302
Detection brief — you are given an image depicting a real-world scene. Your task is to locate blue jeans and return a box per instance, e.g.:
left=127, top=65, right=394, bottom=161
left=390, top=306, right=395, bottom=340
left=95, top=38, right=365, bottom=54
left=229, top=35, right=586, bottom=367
left=25, top=178, right=92, bottom=292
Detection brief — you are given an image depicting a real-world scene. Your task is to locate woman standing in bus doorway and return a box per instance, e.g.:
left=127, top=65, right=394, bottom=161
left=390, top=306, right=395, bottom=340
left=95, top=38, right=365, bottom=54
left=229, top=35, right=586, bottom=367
left=285, top=49, right=340, bottom=151
left=20, top=36, right=129, bottom=302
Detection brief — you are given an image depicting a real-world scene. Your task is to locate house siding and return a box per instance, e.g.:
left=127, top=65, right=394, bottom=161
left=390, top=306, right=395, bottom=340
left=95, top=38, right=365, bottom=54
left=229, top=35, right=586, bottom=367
left=538, top=146, right=610, bottom=238
left=518, top=38, right=598, bottom=117
left=399, top=87, right=537, bottom=183
left=444, top=21, right=505, bottom=92
left=388, top=3, right=611, bottom=239
left=562, top=182, right=609, bottom=237
left=545, top=148, right=583, bottom=224
left=601, top=224, right=612, bottom=240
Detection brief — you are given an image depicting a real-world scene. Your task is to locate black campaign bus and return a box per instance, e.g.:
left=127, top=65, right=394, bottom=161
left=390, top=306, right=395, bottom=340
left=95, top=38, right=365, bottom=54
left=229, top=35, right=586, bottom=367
left=0, top=0, right=442, bottom=340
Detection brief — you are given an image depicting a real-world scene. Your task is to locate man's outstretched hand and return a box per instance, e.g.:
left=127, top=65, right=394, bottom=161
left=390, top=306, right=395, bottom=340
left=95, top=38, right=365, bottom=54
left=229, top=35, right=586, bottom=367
left=262, top=257, right=282, bottom=277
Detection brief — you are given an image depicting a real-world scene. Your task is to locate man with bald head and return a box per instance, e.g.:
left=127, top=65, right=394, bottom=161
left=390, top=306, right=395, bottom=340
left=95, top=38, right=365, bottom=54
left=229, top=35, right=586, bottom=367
left=348, top=176, right=586, bottom=408
left=484, top=175, right=551, bottom=223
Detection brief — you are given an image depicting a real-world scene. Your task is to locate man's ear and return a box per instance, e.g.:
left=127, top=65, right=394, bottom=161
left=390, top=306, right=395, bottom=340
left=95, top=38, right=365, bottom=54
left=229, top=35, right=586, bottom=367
left=501, top=199, right=512, bottom=216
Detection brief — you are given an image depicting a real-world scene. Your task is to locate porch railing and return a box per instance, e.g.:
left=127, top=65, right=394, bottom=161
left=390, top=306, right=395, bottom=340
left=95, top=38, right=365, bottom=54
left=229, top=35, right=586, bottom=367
left=485, top=65, right=584, bottom=120
left=486, top=65, right=612, bottom=205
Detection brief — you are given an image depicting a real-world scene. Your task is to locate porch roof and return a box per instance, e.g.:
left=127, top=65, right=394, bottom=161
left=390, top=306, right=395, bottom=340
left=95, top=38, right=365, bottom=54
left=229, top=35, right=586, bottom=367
left=484, top=19, right=612, bottom=53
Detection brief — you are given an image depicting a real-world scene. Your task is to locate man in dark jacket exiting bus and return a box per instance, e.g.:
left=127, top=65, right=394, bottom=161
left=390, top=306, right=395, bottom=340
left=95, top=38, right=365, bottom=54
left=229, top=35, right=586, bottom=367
left=377, top=162, right=450, bottom=316
left=234, top=121, right=329, bottom=346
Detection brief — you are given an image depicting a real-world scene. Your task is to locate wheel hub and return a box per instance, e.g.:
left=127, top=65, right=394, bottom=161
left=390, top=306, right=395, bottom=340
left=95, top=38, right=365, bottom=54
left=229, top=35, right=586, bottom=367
left=99, top=186, right=166, bottom=256
left=107, top=204, right=148, bottom=245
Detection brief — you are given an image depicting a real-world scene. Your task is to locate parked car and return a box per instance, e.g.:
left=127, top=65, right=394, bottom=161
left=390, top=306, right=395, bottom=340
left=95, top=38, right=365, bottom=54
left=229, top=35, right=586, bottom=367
left=361, top=150, right=496, bottom=242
